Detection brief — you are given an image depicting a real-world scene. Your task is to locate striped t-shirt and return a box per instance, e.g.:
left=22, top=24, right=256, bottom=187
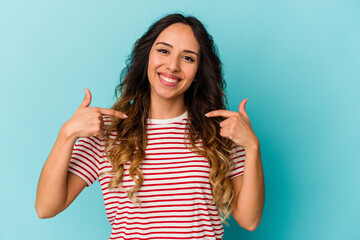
left=68, top=111, right=245, bottom=240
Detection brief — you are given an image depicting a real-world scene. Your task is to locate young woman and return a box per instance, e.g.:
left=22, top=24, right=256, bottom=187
left=35, top=13, right=265, bottom=239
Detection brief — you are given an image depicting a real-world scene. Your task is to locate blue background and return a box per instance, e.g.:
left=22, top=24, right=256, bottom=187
left=1, top=0, right=359, bottom=239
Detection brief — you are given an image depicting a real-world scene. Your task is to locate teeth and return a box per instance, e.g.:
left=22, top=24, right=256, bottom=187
left=160, top=74, right=178, bottom=83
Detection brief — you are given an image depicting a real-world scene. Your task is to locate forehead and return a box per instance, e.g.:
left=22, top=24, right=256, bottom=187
left=154, top=23, right=200, bottom=52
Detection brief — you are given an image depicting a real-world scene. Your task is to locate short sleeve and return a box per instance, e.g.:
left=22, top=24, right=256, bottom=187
left=229, top=144, right=246, bottom=179
left=68, top=136, right=102, bottom=187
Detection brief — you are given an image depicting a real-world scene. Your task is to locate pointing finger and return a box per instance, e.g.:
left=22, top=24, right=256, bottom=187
left=79, top=88, right=92, bottom=108
left=205, top=109, right=238, bottom=118
left=98, top=108, right=128, bottom=119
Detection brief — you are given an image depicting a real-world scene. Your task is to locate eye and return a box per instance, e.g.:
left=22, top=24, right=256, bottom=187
left=184, top=56, right=195, bottom=62
left=156, top=49, right=169, bottom=54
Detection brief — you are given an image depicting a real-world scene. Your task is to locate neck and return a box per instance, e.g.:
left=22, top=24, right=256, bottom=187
left=149, top=96, right=187, bottom=119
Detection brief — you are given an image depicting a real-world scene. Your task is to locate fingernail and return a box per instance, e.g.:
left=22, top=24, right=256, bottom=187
left=205, top=113, right=209, bottom=117
left=123, top=114, right=128, bottom=118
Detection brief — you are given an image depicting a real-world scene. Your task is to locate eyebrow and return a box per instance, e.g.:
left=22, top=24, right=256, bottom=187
left=156, top=42, right=199, bottom=56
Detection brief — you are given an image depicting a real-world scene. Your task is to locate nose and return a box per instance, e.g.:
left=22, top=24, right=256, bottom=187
left=166, top=55, right=180, bottom=73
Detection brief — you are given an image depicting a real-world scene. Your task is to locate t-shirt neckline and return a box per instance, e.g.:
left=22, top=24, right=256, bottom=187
left=147, top=111, right=188, bottom=124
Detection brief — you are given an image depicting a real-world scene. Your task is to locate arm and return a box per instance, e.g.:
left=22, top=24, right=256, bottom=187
left=231, top=143, right=264, bottom=231
left=35, top=88, right=127, bottom=219
left=35, top=124, right=87, bottom=219
left=206, top=98, right=265, bottom=231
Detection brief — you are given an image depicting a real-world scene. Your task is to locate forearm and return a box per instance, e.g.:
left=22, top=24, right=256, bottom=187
left=35, top=123, right=77, bottom=218
left=236, top=143, right=265, bottom=230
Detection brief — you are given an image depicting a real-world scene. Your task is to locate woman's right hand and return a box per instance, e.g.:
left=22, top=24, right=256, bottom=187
left=63, top=88, right=127, bottom=140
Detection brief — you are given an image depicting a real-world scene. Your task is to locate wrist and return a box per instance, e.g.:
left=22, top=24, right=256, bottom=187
left=60, top=122, right=78, bottom=142
left=244, top=139, right=260, bottom=152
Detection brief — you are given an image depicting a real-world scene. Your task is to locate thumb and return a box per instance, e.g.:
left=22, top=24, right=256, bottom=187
left=79, top=88, right=92, bottom=108
left=238, top=98, right=249, bottom=118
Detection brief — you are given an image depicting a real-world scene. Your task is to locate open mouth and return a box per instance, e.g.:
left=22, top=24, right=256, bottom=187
left=160, top=75, right=178, bottom=83
left=158, top=73, right=181, bottom=86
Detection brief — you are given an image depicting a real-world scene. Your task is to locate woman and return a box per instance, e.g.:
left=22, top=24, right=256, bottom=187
left=35, top=13, right=265, bottom=239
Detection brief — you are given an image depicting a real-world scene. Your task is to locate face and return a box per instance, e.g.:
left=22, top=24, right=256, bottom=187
left=147, top=23, right=200, bottom=104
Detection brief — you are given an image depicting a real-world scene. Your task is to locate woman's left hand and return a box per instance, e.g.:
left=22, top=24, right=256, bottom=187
left=205, top=99, right=259, bottom=150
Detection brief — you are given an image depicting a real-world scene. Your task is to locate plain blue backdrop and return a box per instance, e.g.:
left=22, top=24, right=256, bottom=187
left=1, top=0, right=359, bottom=239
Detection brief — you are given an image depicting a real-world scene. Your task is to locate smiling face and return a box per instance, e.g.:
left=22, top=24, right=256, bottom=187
left=147, top=23, right=200, bottom=107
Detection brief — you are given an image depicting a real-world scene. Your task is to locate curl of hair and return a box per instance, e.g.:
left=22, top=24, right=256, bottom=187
left=101, top=13, right=237, bottom=226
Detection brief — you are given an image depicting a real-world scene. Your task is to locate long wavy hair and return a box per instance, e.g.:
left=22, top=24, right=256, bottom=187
left=102, top=13, right=236, bottom=226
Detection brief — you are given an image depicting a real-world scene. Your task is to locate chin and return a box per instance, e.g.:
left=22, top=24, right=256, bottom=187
left=152, top=89, right=184, bottom=101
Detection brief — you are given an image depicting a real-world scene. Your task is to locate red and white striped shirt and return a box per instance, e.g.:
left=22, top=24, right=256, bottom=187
left=68, top=111, right=245, bottom=240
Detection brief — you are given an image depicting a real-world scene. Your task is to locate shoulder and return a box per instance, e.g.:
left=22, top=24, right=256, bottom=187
left=230, top=143, right=245, bottom=156
left=75, top=135, right=104, bottom=151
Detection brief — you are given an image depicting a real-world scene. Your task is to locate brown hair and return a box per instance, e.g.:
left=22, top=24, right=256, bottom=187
left=102, top=13, right=236, bottom=226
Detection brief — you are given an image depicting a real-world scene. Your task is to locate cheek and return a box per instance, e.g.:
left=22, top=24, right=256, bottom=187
left=148, top=52, right=162, bottom=72
left=184, top=65, right=198, bottom=80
